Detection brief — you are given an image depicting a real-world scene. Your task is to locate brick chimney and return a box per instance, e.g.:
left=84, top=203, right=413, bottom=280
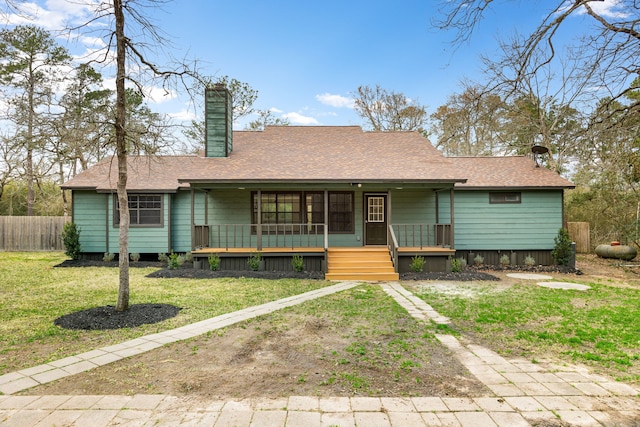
left=204, top=84, right=232, bottom=157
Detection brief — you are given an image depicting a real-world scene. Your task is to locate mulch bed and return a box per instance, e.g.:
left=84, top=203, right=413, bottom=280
left=53, top=260, right=579, bottom=330
left=56, top=259, right=579, bottom=282
left=54, top=304, right=181, bottom=330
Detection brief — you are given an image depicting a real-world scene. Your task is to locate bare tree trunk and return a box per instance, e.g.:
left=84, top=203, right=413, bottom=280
left=27, top=73, right=35, bottom=216
left=59, top=161, right=68, bottom=216
left=114, top=0, right=129, bottom=312
left=26, top=148, right=34, bottom=215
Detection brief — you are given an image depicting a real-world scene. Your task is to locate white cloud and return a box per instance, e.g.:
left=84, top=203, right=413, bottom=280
left=572, top=0, right=629, bottom=18
left=147, top=86, right=177, bottom=104
left=6, top=0, right=98, bottom=31
left=316, top=93, right=355, bottom=109
left=79, top=36, right=106, bottom=49
left=169, top=109, right=196, bottom=121
left=282, top=112, right=319, bottom=125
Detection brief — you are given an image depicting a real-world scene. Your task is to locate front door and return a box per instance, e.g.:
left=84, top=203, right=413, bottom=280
left=365, top=194, right=387, bottom=245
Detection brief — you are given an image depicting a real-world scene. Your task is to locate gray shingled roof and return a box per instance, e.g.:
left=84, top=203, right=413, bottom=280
left=61, top=126, right=573, bottom=191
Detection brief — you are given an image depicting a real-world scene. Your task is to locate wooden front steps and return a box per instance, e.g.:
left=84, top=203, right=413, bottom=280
left=325, top=247, right=399, bottom=281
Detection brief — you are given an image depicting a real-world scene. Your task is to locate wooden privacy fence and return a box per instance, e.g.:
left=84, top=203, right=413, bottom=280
left=567, top=222, right=590, bottom=253
left=0, top=216, right=70, bottom=251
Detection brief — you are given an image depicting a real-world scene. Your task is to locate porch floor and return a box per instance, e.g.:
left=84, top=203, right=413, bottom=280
left=398, top=247, right=455, bottom=255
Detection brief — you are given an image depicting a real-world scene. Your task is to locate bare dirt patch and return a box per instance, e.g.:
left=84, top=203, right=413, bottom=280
left=25, top=300, right=489, bottom=399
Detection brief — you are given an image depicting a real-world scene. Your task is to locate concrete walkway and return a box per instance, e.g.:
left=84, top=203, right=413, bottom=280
left=1, top=281, right=639, bottom=426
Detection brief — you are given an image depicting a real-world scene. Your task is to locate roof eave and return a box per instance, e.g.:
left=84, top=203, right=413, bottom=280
left=60, top=185, right=97, bottom=191
left=179, top=178, right=468, bottom=185
left=456, top=185, right=575, bottom=190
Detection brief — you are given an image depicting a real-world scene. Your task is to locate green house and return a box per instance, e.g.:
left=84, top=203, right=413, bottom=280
left=62, top=86, right=574, bottom=280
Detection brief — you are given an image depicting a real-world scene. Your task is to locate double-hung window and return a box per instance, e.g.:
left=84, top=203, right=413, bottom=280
left=328, top=192, right=354, bottom=233
left=114, top=194, right=163, bottom=227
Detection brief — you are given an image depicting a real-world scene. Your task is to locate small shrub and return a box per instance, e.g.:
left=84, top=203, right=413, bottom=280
left=185, top=251, right=193, bottom=262
left=158, top=253, right=169, bottom=262
left=61, top=222, right=81, bottom=260
left=551, top=227, right=573, bottom=266
left=130, top=253, right=141, bottom=262
left=208, top=253, right=221, bottom=271
left=524, top=254, right=536, bottom=266
left=450, top=256, right=462, bottom=273
left=168, top=252, right=181, bottom=270
left=499, top=254, right=510, bottom=266
left=247, top=252, right=262, bottom=271
left=103, top=252, right=115, bottom=262
left=457, top=257, right=467, bottom=268
left=292, top=254, right=304, bottom=272
left=410, top=255, right=425, bottom=272
left=473, top=254, right=484, bottom=266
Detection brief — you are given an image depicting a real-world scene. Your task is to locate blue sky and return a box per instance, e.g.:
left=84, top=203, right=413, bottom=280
left=3, top=0, right=626, bottom=129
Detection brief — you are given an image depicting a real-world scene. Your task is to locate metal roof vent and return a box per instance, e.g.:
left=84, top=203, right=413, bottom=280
left=531, top=144, right=549, bottom=167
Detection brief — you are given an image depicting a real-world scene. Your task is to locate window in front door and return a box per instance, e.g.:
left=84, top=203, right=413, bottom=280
left=367, top=196, right=385, bottom=222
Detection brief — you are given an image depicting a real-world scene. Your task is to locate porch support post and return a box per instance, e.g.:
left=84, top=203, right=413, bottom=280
left=105, top=194, right=110, bottom=254
left=190, top=188, right=195, bottom=250
left=204, top=190, right=208, bottom=223
left=257, top=189, right=262, bottom=251
left=323, top=189, right=328, bottom=250
left=449, top=187, right=455, bottom=248
left=167, top=194, right=172, bottom=252
left=387, top=190, right=392, bottom=234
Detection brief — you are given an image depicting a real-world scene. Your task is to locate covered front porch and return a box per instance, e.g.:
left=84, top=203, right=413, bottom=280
left=186, top=185, right=457, bottom=276
left=192, top=224, right=455, bottom=280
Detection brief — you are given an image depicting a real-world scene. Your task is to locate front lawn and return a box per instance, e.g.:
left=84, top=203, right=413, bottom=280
left=412, top=280, right=640, bottom=384
left=0, top=252, right=331, bottom=374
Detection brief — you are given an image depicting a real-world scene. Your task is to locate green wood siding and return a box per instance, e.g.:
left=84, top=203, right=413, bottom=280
left=171, top=190, right=206, bottom=252
left=437, top=191, right=451, bottom=223
left=205, top=88, right=232, bottom=158
left=451, top=190, right=563, bottom=250
left=391, top=190, right=435, bottom=224
left=73, top=191, right=108, bottom=253
left=207, top=190, right=254, bottom=247
left=74, top=187, right=561, bottom=254
left=390, top=190, right=437, bottom=247
left=106, top=193, right=171, bottom=254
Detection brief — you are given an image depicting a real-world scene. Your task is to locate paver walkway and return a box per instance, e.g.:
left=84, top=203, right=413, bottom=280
left=1, top=281, right=639, bottom=426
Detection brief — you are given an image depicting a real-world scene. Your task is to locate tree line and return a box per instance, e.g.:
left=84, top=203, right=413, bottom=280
left=0, top=25, right=285, bottom=218
left=2, top=1, right=639, bottom=250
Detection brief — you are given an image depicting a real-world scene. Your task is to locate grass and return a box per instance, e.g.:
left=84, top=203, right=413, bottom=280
left=6, top=251, right=640, bottom=395
left=414, top=281, right=640, bottom=384
left=251, top=284, right=441, bottom=396
left=0, top=252, right=331, bottom=374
